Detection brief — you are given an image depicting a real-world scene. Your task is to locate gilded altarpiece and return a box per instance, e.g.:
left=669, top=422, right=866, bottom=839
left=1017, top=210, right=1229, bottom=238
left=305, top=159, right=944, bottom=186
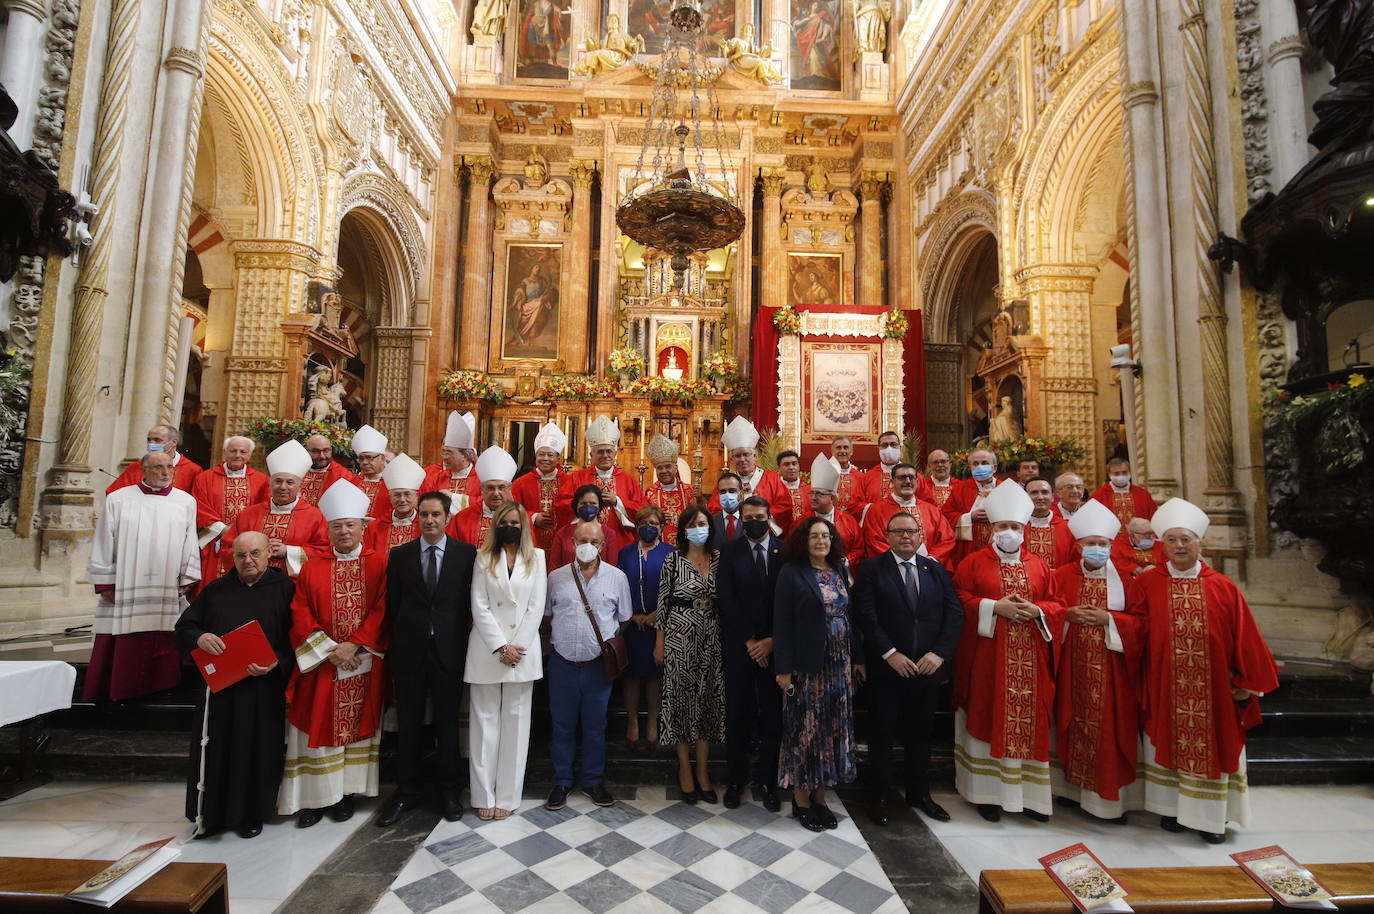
left=781, top=186, right=857, bottom=305
left=488, top=175, right=574, bottom=373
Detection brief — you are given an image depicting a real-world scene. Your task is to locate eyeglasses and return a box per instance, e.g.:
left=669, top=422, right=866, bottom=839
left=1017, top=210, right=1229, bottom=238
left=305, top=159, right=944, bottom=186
left=887, top=528, right=919, bottom=537
left=893, top=474, right=918, bottom=482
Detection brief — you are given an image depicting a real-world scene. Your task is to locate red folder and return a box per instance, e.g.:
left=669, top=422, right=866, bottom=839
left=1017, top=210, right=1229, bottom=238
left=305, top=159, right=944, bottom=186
left=191, top=620, right=278, bottom=692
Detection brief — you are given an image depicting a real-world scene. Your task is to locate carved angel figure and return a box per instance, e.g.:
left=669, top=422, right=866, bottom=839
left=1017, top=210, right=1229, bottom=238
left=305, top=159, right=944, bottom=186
left=721, top=23, right=783, bottom=85
left=470, top=0, right=509, bottom=39
left=573, top=15, right=644, bottom=75
left=851, top=0, right=890, bottom=54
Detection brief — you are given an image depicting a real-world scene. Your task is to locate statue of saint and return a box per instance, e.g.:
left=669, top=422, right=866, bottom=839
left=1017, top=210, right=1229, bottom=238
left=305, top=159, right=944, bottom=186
left=573, top=15, right=644, bottom=75
left=721, top=23, right=783, bottom=85
left=988, top=394, right=1021, bottom=442
left=524, top=148, right=548, bottom=187
left=470, top=0, right=508, bottom=40
left=804, top=159, right=830, bottom=196
left=851, top=0, right=890, bottom=54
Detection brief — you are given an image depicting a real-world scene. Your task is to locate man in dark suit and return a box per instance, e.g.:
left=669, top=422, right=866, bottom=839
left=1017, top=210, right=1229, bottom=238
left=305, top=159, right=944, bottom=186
left=710, top=472, right=746, bottom=544
left=376, top=491, right=478, bottom=826
left=851, top=509, right=963, bottom=826
left=716, top=495, right=784, bottom=811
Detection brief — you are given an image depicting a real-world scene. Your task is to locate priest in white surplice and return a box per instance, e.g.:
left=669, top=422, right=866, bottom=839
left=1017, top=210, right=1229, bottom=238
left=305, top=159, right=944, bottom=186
left=85, top=451, right=201, bottom=701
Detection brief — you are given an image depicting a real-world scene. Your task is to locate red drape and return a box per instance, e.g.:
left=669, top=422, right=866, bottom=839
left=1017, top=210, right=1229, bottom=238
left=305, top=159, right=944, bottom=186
left=904, top=309, right=927, bottom=448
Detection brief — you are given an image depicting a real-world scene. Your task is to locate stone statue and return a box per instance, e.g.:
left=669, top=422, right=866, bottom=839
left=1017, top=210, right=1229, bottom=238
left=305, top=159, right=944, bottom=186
left=851, top=0, right=890, bottom=54
left=721, top=23, right=783, bottom=85
left=988, top=394, right=1021, bottom=442
left=303, top=379, right=346, bottom=424
left=524, top=148, right=548, bottom=187
left=573, top=15, right=644, bottom=76
left=1297, top=2, right=1374, bottom=175
left=804, top=159, right=831, bottom=196
left=470, top=0, right=509, bottom=40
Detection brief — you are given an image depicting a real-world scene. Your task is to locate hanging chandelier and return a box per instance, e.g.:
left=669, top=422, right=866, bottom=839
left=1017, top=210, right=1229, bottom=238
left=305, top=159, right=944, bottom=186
left=615, top=0, right=745, bottom=290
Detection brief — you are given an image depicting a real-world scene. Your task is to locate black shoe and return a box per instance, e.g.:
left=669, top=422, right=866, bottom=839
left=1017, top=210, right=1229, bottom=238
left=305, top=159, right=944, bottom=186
left=794, top=804, right=826, bottom=832
left=761, top=784, right=781, bottom=813
left=1160, top=815, right=1185, bottom=833
left=375, top=793, right=416, bottom=828
left=236, top=822, right=262, bottom=839
left=976, top=804, right=1001, bottom=822
left=583, top=784, right=615, bottom=807
left=1023, top=809, right=1049, bottom=823
left=813, top=803, right=838, bottom=829
left=192, top=827, right=222, bottom=840
left=699, top=788, right=718, bottom=805
left=441, top=791, right=464, bottom=822
left=1055, top=796, right=1080, bottom=809
left=327, top=795, right=355, bottom=822
left=679, top=787, right=700, bottom=805
left=297, top=808, right=323, bottom=828
left=1201, top=831, right=1226, bottom=844
left=723, top=785, right=743, bottom=809
left=868, top=796, right=890, bottom=827
left=545, top=785, right=569, bottom=810
left=908, top=793, right=951, bottom=822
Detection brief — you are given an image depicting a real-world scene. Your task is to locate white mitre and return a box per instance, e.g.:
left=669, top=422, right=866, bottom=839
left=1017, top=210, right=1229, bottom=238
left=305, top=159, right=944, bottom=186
left=1151, top=497, right=1210, bottom=539
left=533, top=422, right=567, bottom=454
left=721, top=416, right=761, bottom=452
left=443, top=411, right=476, bottom=449
left=810, top=452, right=839, bottom=494
left=350, top=424, right=388, bottom=456
left=266, top=439, right=311, bottom=479
left=586, top=415, right=620, bottom=448
left=475, top=446, right=518, bottom=483
left=381, top=453, right=426, bottom=491
left=983, top=478, right=1034, bottom=525
left=1067, top=498, right=1121, bottom=541
left=318, top=479, right=371, bottom=521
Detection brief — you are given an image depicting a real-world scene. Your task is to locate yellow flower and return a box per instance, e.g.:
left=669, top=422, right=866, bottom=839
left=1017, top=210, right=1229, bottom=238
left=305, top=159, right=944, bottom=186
left=1350, top=373, right=1366, bottom=388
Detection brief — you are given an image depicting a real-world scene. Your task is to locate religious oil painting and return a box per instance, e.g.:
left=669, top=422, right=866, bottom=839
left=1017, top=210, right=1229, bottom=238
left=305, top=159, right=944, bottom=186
left=788, top=252, right=842, bottom=306
left=502, top=243, right=563, bottom=361
left=514, top=0, right=572, bottom=78
left=627, top=0, right=734, bottom=54
left=789, top=0, right=841, bottom=90
left=802, top=342, right=879, bottom=443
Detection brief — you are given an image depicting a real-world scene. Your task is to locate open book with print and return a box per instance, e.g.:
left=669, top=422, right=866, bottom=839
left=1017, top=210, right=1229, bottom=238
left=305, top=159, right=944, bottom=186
left=1232, top=846, right=1337, bottom=910
left=65, top=836, right=180, bottom=907
left=1038, top=843, right=1132, bottom=912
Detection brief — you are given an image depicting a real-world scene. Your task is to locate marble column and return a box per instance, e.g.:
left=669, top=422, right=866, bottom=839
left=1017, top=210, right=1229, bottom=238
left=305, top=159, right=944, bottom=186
left=564, top=159, right=597, bottom=374
left=1017, top=264, right=1099, bottom=476
left=757, top=0, right=788, bottom=79
left=0, top=0, right=48, bottom=149
left=458, top=155, right=497, bottom=370
left=1260, top=2, right=1307, bottom=187
left=758, top=167, right=787, bottom=310
left=856, top=170, right=886, bottom=306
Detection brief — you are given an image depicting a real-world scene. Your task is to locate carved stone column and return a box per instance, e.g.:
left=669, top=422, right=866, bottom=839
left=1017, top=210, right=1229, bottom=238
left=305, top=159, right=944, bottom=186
left=1017, top=264, right=1099, bottom=476
left=0, top=0, right=49, bottom=149
left=220, top=241, right=321, bottom=439
left=856, top=170, right=886, bottom=306
left=458, top=155, right=496, bottom=370
left=922, top=342, right=964, bottom=455
left=758, top=167, right=787, bottom=311
left=1259, top=4, right=1308, bottom=187
left=372, top=327, right=414, bottom=446
left=563, top=159, right=597, bottom=374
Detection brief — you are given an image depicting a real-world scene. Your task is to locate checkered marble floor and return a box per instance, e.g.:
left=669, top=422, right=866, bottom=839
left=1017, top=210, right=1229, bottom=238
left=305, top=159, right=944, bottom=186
left=372, top=786, right=906, bottom=914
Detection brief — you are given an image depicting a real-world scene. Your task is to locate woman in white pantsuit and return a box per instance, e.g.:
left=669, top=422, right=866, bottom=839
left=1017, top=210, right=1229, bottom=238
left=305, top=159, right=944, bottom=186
left=466, top=500, right=547, bottom=820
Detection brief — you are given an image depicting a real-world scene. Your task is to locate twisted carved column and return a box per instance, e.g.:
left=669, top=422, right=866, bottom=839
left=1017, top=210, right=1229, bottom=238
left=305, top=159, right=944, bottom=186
left=564, top=159, right=597, bottom=374
left=758, top=167, right=787, bottom=311
left=458, top=155, right=496, bottom=370
left=856, top=170, right=886, bottom=306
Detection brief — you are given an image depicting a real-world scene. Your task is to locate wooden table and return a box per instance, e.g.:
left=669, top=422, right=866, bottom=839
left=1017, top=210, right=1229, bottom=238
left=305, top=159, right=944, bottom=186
left=979, top=862, right=1374, bottom=913
left=0, top=858, right=227, bottom=913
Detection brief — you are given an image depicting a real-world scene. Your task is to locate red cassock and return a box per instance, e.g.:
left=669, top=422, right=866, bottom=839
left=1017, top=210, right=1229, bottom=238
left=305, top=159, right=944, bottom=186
left=421, top=463, right=483, bottom=510
left=1091, top=483, right=1157, bottom=524
left=1023, top=515, right=1077, bottom=571
left=299, top=462, right=351, bottom=506
left=510, top=469, right=566, bottom=553
left=106, top=455, right=201, bottom=495
left=943, top=479, right=996, bottom=569
left=952, top=548, right=1064, bottom=762
left=859, top=464, right=902, bottom=509
left=362, top=515, right=420, bottom=553
left=352, top=475, right=389, bottom=520
left=858, top=497, right=955, bottom=570
left=1129, top=564, right=1279, bottom=781
left=1052, top=563, right=1142, bottom=802
left=776, top=482, right=811, bottom=536
left=218, top=501, right=330, bottom=576
left=286, top=550, right=389, bottom=749
left=917, top=476, right=960, bottom=510
left=1110, top=533, right=1167, bottom=580
left=556, top=467, right=644, bottom=547
left=802, top=511, right=863, bottom=573
left=191, top=465, right=269, bottom=591
left=644, top=482, right=696, bottom=545
left=447, top=504, right=492, bottom=548
left=834, top=466, right=865, bottom=516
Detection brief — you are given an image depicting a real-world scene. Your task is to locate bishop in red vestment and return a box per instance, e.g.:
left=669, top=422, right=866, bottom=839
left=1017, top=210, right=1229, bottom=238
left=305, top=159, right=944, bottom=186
left=510, top=422, right=568, bottom=552
left=775, top=450, right=811, bottom=536
left=554, top=415, right=643, bottom=547
left=1131, top=498, right=1278, bottom=843
left=858, top=430, right=905, bottom=508
left=349, top=425, right=390, bottom=520
left=219, top=441, right=329, bottom=578
left=829, top=436, right=866, bottom=516
left=642, top=434, right=694, bottom=545
left=448, top=446, right=518, bottom=548
left=1024, top=478, right=1076, bottom=570
left=299, top=434, right=351, bottom=506
left=806, top=454, right=864, bottom=573
left=363, top=453, right=427, bottom=552
left=191, top=437, right=269, bottom=592
left=951, top=480, right=1064, bottom=822
left=1112, top=517, right=1167, bottom=579
left=423, top=410, right=481, bottom=512
left=106, top=425, right=201, bottom=494
left=858, top=463, right=954, bottom=569
left=709, top=416, right=788, bottom=536
left=1091, top=458, right=1157, bottom=524
left=944, top=448, right=1000, bottom=569
left=917, top=450, right=960, bottom=509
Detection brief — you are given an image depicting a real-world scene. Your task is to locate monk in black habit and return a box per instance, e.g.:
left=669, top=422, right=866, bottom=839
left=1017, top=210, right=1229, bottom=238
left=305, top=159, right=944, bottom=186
left=175, top=531, right=294, bottom=839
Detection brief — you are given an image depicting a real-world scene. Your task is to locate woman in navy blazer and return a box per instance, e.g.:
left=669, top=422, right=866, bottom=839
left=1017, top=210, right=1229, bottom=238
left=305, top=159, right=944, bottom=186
left=773, top=516, right=865, bottom=832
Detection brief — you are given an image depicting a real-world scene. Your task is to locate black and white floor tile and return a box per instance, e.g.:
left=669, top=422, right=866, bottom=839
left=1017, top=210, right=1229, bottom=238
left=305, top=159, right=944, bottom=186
left=373, top=786, right=907, bottom=914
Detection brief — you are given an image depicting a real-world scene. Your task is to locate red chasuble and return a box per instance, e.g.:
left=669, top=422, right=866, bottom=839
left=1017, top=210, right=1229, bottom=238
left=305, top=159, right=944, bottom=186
left=1091, top=483, right=1157, bottom=524
left=106, top=454, right=201, bottom=495
left=191, top=465, right=269, bottom=591
left=1110, top=533, right=1167, bottom=579
left=1052, top=563, right=1142, bottom=801
left=834, top=466, right=863, bottom=516
left=510, top=469, right=566, bottom=552
left=776, top=482, right=811, bottom=536
left=219, top=501, right=329, bottom=577
left=952, top=548, right=1064, bottom=762
left=1129, top=564, right=1279, bottom=780
left=352, top=475, right=389, bottom=520
left=556, top=467, right=645, bottom=546
left=447, top=504, right=492, bottom=548
left=1024, top=514, right=1076, bottom=570
left=858, top=497, right=955, bottom=570
left=918, top=476, right=959, bottom=509
left=860, top=464, right=901, bottom=507
left=286, top=550, right=389, bottom=748
left=421, top=463, right=482, bottom=511
left=645, top=482, right=696, bottom=545
left=362, top=515, right=419, bottom=552
left=943, top=479, right=997, bottom=569
left=299, top=462, right=350, bottom=506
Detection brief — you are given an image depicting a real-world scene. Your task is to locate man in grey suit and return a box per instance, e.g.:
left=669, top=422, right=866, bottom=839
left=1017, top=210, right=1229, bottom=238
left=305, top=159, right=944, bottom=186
left=710, top=472, right=746, bottom=544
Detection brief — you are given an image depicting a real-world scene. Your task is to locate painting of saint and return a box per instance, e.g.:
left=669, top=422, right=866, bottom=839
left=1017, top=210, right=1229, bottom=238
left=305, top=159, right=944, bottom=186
left=788, top=253, right=842, bottom=305
left=502, top=244, right=562, bottom=361
left=627, top=0, right=734, bottom=54
left=699, top=0, right=735, bottom=53
left=515, top=0, right=571, bottom=79
left=790, top=0, right=841, bottom=90
left=802, top=342, right=879, bottom=441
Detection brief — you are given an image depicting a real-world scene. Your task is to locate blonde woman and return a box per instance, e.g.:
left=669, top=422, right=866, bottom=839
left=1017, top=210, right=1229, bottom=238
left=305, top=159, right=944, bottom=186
left=466, top=501, right=547, bottom=819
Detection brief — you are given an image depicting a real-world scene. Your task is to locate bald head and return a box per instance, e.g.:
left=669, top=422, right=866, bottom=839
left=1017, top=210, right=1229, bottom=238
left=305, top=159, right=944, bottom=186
left=927, top=449, right=951, bottom=480
left=232, top=531, right=271, bottom=584
left=146, top=424, right=179, bottom=453
left=305, top=435, right=333, bottom=470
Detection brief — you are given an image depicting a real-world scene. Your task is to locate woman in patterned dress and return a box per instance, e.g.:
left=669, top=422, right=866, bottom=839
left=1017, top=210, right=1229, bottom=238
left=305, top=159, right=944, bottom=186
left=617, top=504, right=672, bottom=750
left=654, top=505, right=726, bottom=804
left=773, top=516, right=865, bottom=831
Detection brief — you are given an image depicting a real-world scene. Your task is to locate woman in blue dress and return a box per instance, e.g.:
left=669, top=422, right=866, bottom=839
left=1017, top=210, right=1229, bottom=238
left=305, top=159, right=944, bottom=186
left=617, top=504, right=672, bottom=750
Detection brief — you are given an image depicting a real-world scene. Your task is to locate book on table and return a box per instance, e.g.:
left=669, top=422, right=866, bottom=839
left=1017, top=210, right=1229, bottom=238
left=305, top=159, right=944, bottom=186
left=191, top=619, right=277, bottom=692
left=1038, top=843, right=1132, bottom=912
left=1232, top=845, right=1338, bottom=910
left=64, top=836, right=181, bottom=907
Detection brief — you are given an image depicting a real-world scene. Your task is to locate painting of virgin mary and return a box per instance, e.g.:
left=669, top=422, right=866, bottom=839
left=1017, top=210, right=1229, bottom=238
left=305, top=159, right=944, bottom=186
left=502, top=244, right=562, bottom=360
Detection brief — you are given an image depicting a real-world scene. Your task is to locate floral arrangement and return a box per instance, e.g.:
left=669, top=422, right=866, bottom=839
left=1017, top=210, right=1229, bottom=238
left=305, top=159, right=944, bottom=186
left=883, top=309, right=909, bottom=340
left=725, top=375, right=752, bottom=402
left=700, top=349, right=738, bottom=380
left=537, top=373, right=615, bottom=401
left=949, top=435, right=1085, bottom=476
left=437, top=369, right=506, bottom=403
left=608, top=348, right=647, bottom=378
left=773, top=305, right=801, bottom=336
left=246, top=417, right=356, bottom=463
left=627, top=375, right=715, bottom=403
left=0, top=347, right=29, bottom=443
left=1267, top=372, right=1374, bottom=474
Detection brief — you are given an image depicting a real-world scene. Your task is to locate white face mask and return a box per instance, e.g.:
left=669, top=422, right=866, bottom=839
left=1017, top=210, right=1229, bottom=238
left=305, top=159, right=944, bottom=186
left=575, top=542, right=599, bottom=564
left=879, top=446, right=901, bottom=464
left=993, top=529, right=1023, bottom=553
left=1110, top=474, right=1131, bottom=489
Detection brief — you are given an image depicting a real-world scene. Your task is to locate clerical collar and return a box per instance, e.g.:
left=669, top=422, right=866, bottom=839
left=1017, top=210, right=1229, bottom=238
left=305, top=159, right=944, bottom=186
left=224, top=464, right=246, bottom=478
left=538, top=469, right=559, bottom=481
left=837, top=464, right=853, bottom=474
left=1029, top=512, right=1052, bottom=527
left=597, top=470, right=615, bottom=480
left=994, top=545, right=1022, bottom=564
left=137, top=481, right=172, bottom=495
left=816, top=511, right=835, bottom=522
left=1082, top=561, right=1108, bottom=578
left=781, top=478, right=800, bottom=490
left=659, top=482, right=679, bottom=492
left=1168, top=561, right=1202, bottom=578
left=482, top=505, right=494, bottom=518
left=393, top=512, right=416, bottom=525
left=363, top=474, right=382, bottom=482
left=893, top=495, right=916, bottom=507
left=931, top=477, right=950, bottom=486
left=977, top=481, right=996, bottom=492
left=333, top=545, right=363, bottom=561
left=308, top=466, right=329, bottom=474
left=270, top=498, right=299, bottom=514
left=450, top=466, right=470, bottom=479
left=1059, top=504, right=1078, bottom=519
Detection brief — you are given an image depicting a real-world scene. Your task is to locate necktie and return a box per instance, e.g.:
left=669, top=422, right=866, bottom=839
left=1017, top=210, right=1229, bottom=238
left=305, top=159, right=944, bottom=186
left=425, top=544, right=438, bottom=593
left=726, top=515, right=736, bottom=539
left=900, top=561, right=918, bottom=598
left=754, top=542, right=766, bottom=578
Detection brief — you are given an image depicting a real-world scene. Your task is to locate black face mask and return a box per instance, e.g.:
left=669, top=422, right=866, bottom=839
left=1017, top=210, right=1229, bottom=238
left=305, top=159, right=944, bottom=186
left=576, top=503, right=601, bottom=522
left=742, top=518, right=770, bottom=540
left=495, top=525, right=522, bottom=545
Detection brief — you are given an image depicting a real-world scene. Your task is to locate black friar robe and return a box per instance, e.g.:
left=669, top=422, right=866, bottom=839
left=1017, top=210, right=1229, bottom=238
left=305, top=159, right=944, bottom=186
left=174, top=567, right=295, bottom=832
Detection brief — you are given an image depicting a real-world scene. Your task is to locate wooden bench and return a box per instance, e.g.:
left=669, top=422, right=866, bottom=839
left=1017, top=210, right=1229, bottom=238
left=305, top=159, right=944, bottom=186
left=979, top=862, right=1374, bottom=913
left=0, top=857, right=227, bottom=913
